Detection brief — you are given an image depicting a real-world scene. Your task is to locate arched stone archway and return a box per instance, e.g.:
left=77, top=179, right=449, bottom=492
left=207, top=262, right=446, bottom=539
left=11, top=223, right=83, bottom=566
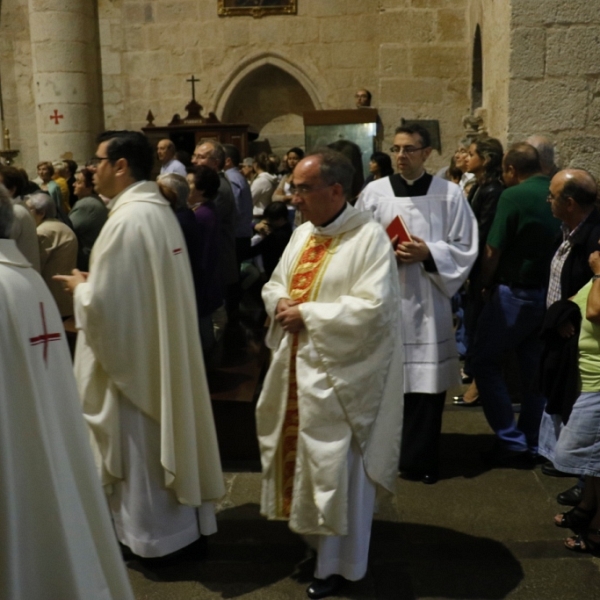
left=214, top=54, right=324, bottom=157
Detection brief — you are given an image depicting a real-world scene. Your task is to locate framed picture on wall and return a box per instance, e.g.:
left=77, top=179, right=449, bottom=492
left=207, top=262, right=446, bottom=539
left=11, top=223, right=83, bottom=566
left=218, top=0, right=297, bottom=18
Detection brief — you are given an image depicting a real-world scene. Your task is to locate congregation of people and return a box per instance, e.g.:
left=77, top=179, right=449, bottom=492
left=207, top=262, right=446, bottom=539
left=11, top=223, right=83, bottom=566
left=4, top=91, right=600, bottom=600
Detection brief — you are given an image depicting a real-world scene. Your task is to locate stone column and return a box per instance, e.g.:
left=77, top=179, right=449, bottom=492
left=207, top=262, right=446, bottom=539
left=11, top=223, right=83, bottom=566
left=28, top=0, right=104, bottom=164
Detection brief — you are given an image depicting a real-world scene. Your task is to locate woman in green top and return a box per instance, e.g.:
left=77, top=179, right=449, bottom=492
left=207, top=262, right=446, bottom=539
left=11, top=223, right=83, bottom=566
left=553, top=251, right=600, bottom=555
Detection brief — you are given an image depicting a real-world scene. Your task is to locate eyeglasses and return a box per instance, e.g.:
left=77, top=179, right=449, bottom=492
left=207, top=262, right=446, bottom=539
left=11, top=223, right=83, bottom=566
left=289, top=183, right=334, bottom=197
left=547, top=192, right=564, bottom=203
left=89, top=155, right=111, bottom=167
left=389, top=145, right=426, bottom=155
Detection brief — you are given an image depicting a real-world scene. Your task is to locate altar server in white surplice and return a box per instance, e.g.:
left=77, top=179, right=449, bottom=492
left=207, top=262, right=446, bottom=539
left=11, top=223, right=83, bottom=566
left=0, top=184, right=134, bottom=600
left=257, top=150, right=404, bottom=600
left=357, top=124, right=477, bottom=485
left=55, top=131, right=225, bottom=560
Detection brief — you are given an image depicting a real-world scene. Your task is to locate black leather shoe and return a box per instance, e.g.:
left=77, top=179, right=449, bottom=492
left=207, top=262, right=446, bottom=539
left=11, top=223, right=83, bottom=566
left=557, top=484, right=583, bottom=507
left=306, top=575, right=344, bottom=599
left=541, top=462, right=576, bottom=478
left=421, top=473, right=438, bottom=485
left=399, top=471, right=438, bottom=484
left=452, top=395, right=481, bottom=407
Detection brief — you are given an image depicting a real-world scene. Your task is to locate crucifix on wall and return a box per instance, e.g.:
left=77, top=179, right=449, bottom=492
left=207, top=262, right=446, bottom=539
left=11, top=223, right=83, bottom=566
left=187, top=75, right=200, bottom=102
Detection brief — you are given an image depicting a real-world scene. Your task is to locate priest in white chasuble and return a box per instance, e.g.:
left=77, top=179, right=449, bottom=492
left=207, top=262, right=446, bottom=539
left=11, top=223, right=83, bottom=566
left=0, top=184, right=134, bottom=600
left=55, top=131, right=225, bottom=560
left=357, top=123, right=478, bottom=484
left=257, top=150, right=404, bottom=599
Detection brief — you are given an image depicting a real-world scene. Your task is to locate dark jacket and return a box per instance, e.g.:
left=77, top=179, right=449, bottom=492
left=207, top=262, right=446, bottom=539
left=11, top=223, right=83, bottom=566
left=554, top=208, right=600, bottom=299
left=540, top=300, right=582, bottom=424
left=467, top=179, right=504, bottom=281
left=248, top=222, right=293, bottom=279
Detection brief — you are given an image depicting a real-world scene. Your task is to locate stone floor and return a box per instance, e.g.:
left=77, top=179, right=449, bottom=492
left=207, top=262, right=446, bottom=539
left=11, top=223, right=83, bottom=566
left=126, top=390, right=600, bottom=599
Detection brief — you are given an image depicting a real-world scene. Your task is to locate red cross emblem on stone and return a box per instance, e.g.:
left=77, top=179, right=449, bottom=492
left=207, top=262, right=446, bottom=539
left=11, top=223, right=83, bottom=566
left=29, top=302, right=61, bottom=367
left=50, top=109, right=64, bottom=125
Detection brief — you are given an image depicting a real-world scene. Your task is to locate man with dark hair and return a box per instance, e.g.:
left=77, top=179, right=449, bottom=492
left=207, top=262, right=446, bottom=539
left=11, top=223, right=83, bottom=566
left=355, top=88, right=372, bottom=108
left=473, top=142, right=560, bottom=468
left=357, top=123, right=478, bottom=484
left=96, top=129, right=154, bottom=182
left=0, top=183, right=135, bottom=599
left=0, top=166, right=40, bottom=272
left=55, top=130, right=225, bottom=561
left=258, top=149, right=403, bottom=599
left=63, top=158, right=78, bottom=206
left=0, top=165, right=25, bottom=198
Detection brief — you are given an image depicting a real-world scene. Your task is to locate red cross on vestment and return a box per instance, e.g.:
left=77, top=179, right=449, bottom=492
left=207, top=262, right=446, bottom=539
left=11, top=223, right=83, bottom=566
left=50, top=109, right=64, bottom=125
left=29, top=302, right=61, bottom=367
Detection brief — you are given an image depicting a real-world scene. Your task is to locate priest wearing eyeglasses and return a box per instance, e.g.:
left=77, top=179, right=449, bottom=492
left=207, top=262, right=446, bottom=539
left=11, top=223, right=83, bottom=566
left=357, top=124, right=478, bottom=485
left=257, top=149, right=403, bottom=599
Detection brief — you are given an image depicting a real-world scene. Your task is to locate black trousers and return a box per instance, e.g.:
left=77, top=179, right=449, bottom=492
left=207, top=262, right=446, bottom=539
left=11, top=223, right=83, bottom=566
left=399, top=391, right=446, bottom=475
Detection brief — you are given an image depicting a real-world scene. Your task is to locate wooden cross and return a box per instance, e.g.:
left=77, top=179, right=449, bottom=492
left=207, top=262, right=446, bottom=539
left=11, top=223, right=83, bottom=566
left=29, top=302, right=61, bottom=367
left=50, top=109, right=64, bottom=125
left=186, top=75, right=200, bottom=101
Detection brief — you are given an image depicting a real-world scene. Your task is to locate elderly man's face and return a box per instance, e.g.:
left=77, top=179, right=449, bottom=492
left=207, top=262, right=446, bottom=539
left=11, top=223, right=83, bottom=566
left=547, top=173, right=569, bottom=222
left=192, top=143, right=218, bottom=171
left=290, top=157, right=341, bottom=226
left=157, top=140, right=174, bottom=164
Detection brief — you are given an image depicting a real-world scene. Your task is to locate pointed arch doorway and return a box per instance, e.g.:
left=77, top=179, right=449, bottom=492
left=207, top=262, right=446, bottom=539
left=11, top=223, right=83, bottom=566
left=218, top=62, right=318, bottom=158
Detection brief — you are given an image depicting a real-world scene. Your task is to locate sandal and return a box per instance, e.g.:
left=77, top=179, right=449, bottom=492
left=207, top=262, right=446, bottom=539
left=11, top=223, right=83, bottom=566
left=554, top=506, right=595, bottom=532
left=564, top=529, right=600, bottom=557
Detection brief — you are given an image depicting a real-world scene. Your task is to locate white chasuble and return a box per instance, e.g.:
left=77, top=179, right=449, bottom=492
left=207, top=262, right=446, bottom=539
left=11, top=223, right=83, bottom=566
left=0, top=240, right=134, bottom=600
left=257, top=205, right=404, bottom=536
left=72, top=182, right=225, bottom=536
left=357, top=176, right=478, bottom=394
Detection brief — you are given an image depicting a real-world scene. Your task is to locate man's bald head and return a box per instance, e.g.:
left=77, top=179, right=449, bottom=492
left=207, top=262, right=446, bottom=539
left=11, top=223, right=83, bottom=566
left=157, top=139, right=176, bottom=164
left=527, top=135, right=557, bottom=176
left=502, top=142, right=542, bottom=187
left=553, top=168, right=598, bottom=209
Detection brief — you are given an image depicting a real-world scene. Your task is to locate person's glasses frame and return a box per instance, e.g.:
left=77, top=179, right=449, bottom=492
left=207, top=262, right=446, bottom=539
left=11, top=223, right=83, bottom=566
left=389, top=145, right=426, bottom=156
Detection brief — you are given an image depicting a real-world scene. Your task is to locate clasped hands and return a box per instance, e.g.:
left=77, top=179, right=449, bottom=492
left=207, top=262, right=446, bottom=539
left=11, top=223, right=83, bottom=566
left=53, top=269, right=88, bottom=295
left=275, top=298, right=305, bottom=333
left=391, top=234, right=431, bottom=265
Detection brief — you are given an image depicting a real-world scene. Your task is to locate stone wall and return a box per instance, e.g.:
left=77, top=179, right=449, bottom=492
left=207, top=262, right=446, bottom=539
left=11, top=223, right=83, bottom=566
left=0, top=0, right=39, bottom=171
left=97, top=0, right=475, bottom=170
left=508, top=0, right=600, bottom=176
left=4, top=1, right=599, bottom=178
left=467, top=0, right=511, bottom=144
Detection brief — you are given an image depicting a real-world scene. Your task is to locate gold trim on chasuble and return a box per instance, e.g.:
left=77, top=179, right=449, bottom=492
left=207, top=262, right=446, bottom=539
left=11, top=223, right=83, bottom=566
left=275, top=234, right=341, bottom=519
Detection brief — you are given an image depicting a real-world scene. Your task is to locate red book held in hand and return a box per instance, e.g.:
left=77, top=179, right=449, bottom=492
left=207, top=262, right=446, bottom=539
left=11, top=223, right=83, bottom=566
left=386, top=215, right=412, bottom=245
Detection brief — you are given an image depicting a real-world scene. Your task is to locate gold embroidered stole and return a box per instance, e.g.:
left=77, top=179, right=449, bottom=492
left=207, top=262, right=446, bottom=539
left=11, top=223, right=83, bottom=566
left=275, top=233, right=340, bottom=519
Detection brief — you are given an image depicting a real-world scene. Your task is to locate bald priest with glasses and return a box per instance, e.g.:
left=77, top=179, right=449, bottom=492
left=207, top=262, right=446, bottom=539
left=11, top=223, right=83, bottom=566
left=357, top=124, right=478, bottom=485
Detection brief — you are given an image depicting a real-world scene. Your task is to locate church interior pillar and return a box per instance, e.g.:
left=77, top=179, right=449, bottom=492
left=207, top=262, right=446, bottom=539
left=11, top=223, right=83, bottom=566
left=28, top=0, right=104, bottom=164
